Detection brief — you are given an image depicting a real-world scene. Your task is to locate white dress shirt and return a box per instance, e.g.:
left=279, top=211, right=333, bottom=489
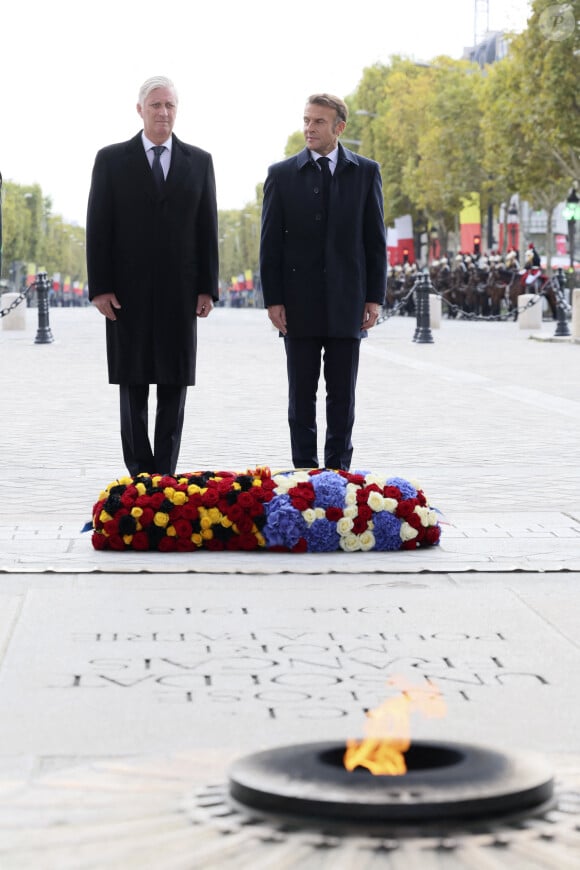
left=142, top=132, right=172, bottom=179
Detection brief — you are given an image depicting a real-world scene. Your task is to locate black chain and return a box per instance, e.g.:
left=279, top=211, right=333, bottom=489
left=0, top=282, right=35, bottom=318
left=376, top=275, right=570, bottom=325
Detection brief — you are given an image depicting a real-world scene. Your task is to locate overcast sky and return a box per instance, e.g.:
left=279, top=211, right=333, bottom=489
left=2, top=0, right=532, bottom=226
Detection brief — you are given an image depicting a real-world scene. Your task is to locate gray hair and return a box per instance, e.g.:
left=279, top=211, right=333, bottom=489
left=138, top=76, right=178, bottom=106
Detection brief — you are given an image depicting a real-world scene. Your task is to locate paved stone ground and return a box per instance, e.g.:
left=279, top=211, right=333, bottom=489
left=0, top=305, right=579, bottom=868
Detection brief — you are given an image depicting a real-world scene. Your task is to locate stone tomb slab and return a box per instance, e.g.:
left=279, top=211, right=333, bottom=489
left=0, top=584, right=578, bottom=758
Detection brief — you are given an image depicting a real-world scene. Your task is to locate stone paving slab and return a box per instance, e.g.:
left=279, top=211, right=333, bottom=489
left=0, top=583, right=578, bottom=758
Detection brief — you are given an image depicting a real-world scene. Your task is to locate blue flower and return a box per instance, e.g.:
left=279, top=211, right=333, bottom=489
left=311, top=471, right=347, bottom=508
left=372, top=511, right=403, bottom=551
left=304, top=518, right=341, bottom=552
left=386, top=476, right=417, bottom=499
left=264, top=494, right=307, bottom=548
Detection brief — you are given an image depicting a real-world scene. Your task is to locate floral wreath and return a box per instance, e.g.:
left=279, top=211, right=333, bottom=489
left=91, top=468, right=441, bottom=553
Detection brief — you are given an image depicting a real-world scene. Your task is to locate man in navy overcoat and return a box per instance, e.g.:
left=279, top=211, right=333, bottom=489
left=260, top=93, right=387, bottom=470
left=87, top=76, right=218, bottom=477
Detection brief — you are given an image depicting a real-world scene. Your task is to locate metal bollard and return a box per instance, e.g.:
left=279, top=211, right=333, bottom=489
left=34, top=272, right=55, bottom=344
left=553, top=268, right=571, bottom=338
left=413, top=272, right=434, bottom=344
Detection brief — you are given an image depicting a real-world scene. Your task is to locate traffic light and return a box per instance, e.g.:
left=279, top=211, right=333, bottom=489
left=402, top=247, right=409, bottom=264
left=473, top=235, right=481, bottom=256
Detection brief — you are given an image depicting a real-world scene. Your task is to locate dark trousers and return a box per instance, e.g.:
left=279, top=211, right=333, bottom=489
left=119, top=384, right=188, bottom=476
left=284, top=336, right=360, bottom=470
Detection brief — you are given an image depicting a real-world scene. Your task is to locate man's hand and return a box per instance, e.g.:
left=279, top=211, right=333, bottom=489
left=361, top=302, right=381, bottom=330
left=196, top=294, right=214, bottom=318
left=92, top=293, right=121, bottom=321
left=268, top=304, right=287, bottom=335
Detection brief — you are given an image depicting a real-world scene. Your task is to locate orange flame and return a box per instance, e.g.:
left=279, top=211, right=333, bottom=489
left=343, top=677, right=446, bottom=776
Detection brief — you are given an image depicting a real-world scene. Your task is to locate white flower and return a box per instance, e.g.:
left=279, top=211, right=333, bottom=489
left=273, top=471, right=311, bottom=493
left=382, top=498, right=398, bottom=513
left=340, top=533, right=362, bottom=551
left=314, top=507, right=326, bottom=520
left=337, top=517, right=354, bottom=535
left=414, top=506, right=438, bottom=527
left=367, top=491, right=385, bottom=512
left=344, top=484, right=358, bottom=506
left=400, top=522, right=419, bottom=542
left=364, top=473, right=386, bottom=488
left=359, top=530, right=376, bottom=551
left=302, top=508, right=317, bottom=525
left=343, top=505, right=358, bottom=519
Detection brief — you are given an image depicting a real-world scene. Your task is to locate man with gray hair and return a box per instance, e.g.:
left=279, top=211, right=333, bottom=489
left=87, top=76, right=218, bottom=477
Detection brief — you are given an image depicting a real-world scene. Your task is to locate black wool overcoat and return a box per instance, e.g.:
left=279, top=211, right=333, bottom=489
left=87, top=132, right=218, bottom=385
left=260, top=143, right=387, bottom=338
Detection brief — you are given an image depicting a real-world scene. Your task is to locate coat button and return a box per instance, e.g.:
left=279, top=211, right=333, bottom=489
left=314, top=186, right=321, bottom=194
left=315, top=214, right=322, bottom=221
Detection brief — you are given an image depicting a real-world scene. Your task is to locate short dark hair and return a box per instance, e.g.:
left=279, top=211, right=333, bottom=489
left=306, top=93, right=348, bottom=124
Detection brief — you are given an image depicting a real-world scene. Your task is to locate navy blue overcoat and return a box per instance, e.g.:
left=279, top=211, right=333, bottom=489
left=260, top=143, right=387, bottom=338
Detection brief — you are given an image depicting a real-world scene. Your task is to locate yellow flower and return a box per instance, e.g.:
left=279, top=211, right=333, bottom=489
left=207, top=507, right=222, bottom=524
left=163, top=487, right=175, bottom=499
left=221, top=516, right=233, bottom=528
left=167, top=525, right=177, bottom=537
left=191, top=533, right=203, bottom=546
left=99, top=510, right=113, bottom=523
left=154, top=511, right=170, bottom=527
left=152, top=475, right=162, bottom=486
left=122, top=534, right=133, bottom=545
left=135, top=482, right=147, bottom=495
left=171, top=491, right=187, bottom=506
left=118, top=476, right=133, bottom=486
left=130, top=506, right=143, bottom=518
left=200, top=516, right=212, bottom=530
left=188, top=484, right=202, bottom=495
left=201, top=528, right=213, bottom=540
left=256, top=532, right=266, bottom=547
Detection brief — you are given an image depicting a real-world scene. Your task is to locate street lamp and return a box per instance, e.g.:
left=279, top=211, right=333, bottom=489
left=563, top=183, right=580, bottom=270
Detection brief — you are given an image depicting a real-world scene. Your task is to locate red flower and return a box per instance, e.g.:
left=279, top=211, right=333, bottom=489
left=108, top=534, right=125, bottom=551
left=206, top=538, right=225, bottom=551
left=396, top=499, right=419, bottom=520
left=176, top=539, right=196, bottom=552
left=149, top=492, right=166, bottom=510
left=236, top=514, right=254, bottom=534
left=326, top=506, right=343, bottom=521
left=239, top=533, right=259, bottom=551
left=92, top=532, right=107, bottom=550
left=227, top=503, right=244, bottom=523
left=202, top=488, right=220, bottom=507
left=132, top=531, right=150, bottom=550
left=139, top=507, right=155, bottom=527
left=353, top=515, right=369, bottom=534
left=357, top=504, right=373, bottom=523
left=292, top=537, right=308, bottom=553
left=424, top=526, right=441, bottom=545
left=238, top=491, right=257, bottom=509
left=173, top=519, right=192, bottom=538
left=119, top=489, right=136, bottom=508
left=158, top=536, right=177, bottom=552
left=383, top=485, right=402, bottom=500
